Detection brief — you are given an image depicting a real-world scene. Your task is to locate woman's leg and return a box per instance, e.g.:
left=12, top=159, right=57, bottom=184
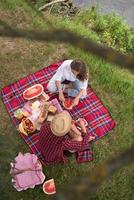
left=67, top=80, right=87, bottom=99
left=47, top=79, right=71, bottom=93
left=47, top=81, right=58, bottom=93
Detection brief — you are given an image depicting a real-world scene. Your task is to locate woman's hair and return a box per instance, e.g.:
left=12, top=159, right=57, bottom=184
left=70, top=59, right=89, bottom=81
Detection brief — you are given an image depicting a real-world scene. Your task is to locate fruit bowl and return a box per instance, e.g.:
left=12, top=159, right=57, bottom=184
left=63, top=98, right=73, bottom=110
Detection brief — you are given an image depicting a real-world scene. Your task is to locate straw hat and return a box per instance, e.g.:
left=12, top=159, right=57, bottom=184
left=50, top=111, right=72, bottom=137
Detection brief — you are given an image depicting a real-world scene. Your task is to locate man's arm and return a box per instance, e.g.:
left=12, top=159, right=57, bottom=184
left=70, top=123, right=82, bottom=136
left=78, top=119, right=87, bottom=133
left=62, top=130, right=89, bottom=151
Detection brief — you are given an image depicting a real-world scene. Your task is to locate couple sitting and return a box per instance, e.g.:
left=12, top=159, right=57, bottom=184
left=39, top=111, right=95, bottom=165
left=38, top=59, right=94, bottom=165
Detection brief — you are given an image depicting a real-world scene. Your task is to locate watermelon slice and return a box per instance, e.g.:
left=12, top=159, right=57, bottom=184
left=76, top=118, right=88, bottom=127
left=23, top=84, right=44, bottom=100
left=63, top=98, right=73, bottom=110
left=43, top=179, right=56, bottom=195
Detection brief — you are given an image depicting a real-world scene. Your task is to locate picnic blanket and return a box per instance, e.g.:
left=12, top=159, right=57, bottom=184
left=1, top=61, right=116, bottom=164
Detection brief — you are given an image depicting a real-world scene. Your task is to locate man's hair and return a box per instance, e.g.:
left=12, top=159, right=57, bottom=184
left=70, top=59, right=89, bottom=81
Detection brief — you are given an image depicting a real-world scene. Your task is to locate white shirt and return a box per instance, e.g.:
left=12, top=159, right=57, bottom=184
left=49, top=60, right=88, bottom=89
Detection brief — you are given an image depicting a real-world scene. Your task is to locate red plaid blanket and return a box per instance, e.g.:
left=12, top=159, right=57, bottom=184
left=1, top=61, right=116, bottom=164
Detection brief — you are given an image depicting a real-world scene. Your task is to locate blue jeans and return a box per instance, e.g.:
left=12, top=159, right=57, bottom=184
left=67, top=80, right=87, bottom=99
left=47, top=80, right=87, bottom=99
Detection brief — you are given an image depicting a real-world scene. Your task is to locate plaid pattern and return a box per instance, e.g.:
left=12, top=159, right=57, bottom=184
left=39, top=123, right=90, bottom=165
left=1, top=61, right=116, bottom=164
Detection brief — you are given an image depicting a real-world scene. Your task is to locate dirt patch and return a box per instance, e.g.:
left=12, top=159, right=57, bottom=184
left=0, top=7, right=32, bottom=29
left=0, top=35, right=68, bottom=88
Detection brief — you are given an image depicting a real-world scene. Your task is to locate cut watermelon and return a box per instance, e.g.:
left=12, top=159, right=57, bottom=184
left=43, top=179, right=56, bottom=195
left=63, top=98, right=73, bottom=110
left=23, top=84, right=44, bottom=100
left=76, top=118, right=88, bottom=127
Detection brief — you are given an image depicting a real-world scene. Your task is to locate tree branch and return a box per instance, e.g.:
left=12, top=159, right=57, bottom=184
left=39, top=0, right=66, bottom=11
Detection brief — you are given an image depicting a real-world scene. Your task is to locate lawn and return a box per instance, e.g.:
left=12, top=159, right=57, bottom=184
left=0, top=1, right=133, bottom=200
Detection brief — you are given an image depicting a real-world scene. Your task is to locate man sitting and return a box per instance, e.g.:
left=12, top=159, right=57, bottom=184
left=38, top=111, right=92, bottom=165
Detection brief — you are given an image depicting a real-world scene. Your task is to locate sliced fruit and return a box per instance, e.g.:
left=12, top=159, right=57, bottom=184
left=23, top=84, right=44, bottom=100
left=76, top=118, right=88, bottom=127
left=43, top=179, right=56, bottom=195
left=63, top=98, right=73, bottom=110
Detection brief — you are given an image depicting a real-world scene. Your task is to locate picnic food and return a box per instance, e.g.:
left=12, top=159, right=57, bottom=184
left=14, top=109, right=23, bottom=120
left=47, top=114, right=54, bottom=122
left=38, top=102, right=49, bottom=123
left=63, top=98, right=73, bottom=110
left=23, top=84, right=44, bottom=100
left=48, top=105, right=57, bottom=114
left=18, top=122, right=28, bottom=136
left=76, top=118, right=88, bottom=127
left=19, top=118, right=36, bottom=135
left=42, top=179, right=56, bottom=195
left=40, top=92, right=49, bottom=101
left=31, top=100, right=40, bottom=109
left=23, top=102, right=32, bottom=114
left=21, top=109, right=30, bottom=117
left=19, top=123, right=27, bottom=135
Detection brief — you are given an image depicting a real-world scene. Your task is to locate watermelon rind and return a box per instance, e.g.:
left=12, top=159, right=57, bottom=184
left=42, top=179, right=56, bottom=195
left=76, top=118, right=88, bottom=127
left=23, top=84, right=44, bottom=100
left=63, top=98, right=73, bottom=110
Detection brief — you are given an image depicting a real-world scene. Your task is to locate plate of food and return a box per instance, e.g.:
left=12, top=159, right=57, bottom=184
left=42, top=179, right=56, bottom=195
left=63, top=98, right=74, bottom=110
left=19, top=118, right=36, bottom=136
left=23, top=84, right=44, bottom=100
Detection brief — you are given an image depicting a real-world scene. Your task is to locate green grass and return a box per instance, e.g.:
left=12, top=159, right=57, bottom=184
left=0, top=1, right=134, bottom=200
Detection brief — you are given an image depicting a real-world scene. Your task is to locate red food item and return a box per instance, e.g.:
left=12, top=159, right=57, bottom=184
left=21, top=118, right=36, bottom=134
left=79, top=118, right=88, bottom=126
left=76, top=118, right=88, bottom=127
left=23, top=84, right=43, bottom=100
left=43, top=179, right=56, bottom=195
left=63, top=98, right=73, bottom=110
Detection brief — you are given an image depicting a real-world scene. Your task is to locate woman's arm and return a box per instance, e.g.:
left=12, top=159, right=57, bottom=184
left=76, top=89, right=86, bottom=99
left=72, top=89, right=86, bottom=106
left=55, top=80, right=65, bottom=102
